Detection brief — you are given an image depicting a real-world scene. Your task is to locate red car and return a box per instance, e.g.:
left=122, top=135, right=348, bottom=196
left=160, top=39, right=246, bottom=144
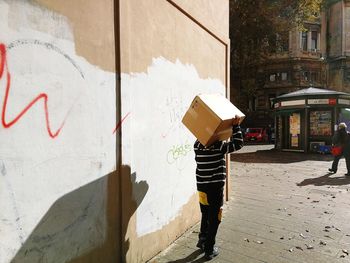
left=244, top=128, right=267, bottom=142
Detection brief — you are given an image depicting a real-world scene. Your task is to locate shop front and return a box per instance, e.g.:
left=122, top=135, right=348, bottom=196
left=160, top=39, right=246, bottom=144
left=273, top=88, right=350, bottom=153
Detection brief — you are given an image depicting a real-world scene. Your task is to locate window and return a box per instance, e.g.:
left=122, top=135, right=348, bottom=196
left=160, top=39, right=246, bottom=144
left=268, top=94, right=275, bottom=109
left=249, top=97, right=257, bottom=111
left=309, top=111, right=332, bottom=136
left=311, top=31, right=318, bottom=50
left=310, top=72, right=319, bottom=83
left=289, top=113, right=301, bottom=147
left=301, top=32, right=308, bottom=51
left=276, top=33, right=289, bottom=52
left=246, top=128, right=262, bottom=133
left=281, top=38, right=289, bottom=52
left=281, top=72, right=288, bottom=81
left=301, top=71, right=319, bottom=83
left=269, top=74, right=276, bottom=82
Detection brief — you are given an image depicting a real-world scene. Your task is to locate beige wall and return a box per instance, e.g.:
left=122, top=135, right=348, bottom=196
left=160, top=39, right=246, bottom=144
left=31, top=1, right=120, bottom=262
left=0, top=0, right=229, bottom=262
left=344, top=2, right=350, bottom=55
left=120, top=0, right=228, bottom=83
left=329, top=1, right=343, bottom=57
left=321, top=10, right=327, bottom=56
left=0, top=0, right=118, bottom=262
left=171, top=0, right=229, bottom=39
left=34, top=1, right=120, bottom=261
left=324, top=1, right=350, bottom=92
left=34, top=0, right=115, bottom=72
left=120, top=0, right=229, bottom=262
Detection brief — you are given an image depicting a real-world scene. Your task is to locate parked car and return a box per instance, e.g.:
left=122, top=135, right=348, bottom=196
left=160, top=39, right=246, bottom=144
left=244, top=128, right=267, bottom=142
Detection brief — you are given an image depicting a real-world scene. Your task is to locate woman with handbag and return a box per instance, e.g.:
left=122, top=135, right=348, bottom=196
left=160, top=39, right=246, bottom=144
left=329, top=122, right=350, bottom=174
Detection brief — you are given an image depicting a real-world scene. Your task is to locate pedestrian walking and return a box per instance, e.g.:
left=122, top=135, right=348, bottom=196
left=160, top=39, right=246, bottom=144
left=266, top=124, right=272, bottom=144
left=194, top=116, right=243, bottom=260
left=329, top=122, right=350, bottom=175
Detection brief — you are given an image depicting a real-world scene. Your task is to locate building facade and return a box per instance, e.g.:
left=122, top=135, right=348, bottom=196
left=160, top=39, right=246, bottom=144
left=0, top=1, right=230, bottom=263
left=238, top=0, right=350, bottom=129
left=273, top=87, right=350, bottom=152
left=241, top=21, right=325, bottom=128
left=324, top=0, right=350, bottom=92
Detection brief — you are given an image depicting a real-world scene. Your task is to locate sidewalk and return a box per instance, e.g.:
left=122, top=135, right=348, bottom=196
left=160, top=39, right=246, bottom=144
left=150, top=145, right=350, bottom=263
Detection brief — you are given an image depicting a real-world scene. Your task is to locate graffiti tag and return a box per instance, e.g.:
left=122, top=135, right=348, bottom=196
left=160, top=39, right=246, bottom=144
left=0, top=43, right=67, bottom=138
left=113, top=112, right=131, bottom=133
left=0, top=41, right=129, bottom=138
left=166, top=143, right=191, bottom=165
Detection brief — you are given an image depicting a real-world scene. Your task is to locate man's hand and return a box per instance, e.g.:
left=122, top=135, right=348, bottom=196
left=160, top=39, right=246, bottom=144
left=232, top=115, right=241, bottom=126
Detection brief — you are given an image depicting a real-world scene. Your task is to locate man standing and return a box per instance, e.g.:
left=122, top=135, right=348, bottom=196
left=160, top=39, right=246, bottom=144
left=329, top=122, right=350, bottom=175
left=266, top=124, right=272, bottom=144
left=194, top=116, right=243, bottom=260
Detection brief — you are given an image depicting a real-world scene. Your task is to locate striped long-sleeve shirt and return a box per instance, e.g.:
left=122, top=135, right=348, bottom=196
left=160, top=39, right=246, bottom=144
left=194, top=125, right=243, bottom=191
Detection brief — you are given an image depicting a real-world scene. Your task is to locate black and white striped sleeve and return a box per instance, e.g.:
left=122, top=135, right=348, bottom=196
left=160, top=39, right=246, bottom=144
left=220, top=125, right=243, bottom=154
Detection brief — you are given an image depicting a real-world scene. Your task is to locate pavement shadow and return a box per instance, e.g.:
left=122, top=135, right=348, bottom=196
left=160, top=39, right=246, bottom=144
left=166, top=249, right=208, bottom=263
left=232, top=149, right=333, bottom=164
left=297, top=173, right=350, bottom=187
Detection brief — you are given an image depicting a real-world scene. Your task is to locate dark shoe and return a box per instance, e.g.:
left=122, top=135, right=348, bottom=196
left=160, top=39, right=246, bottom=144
left=196, top=239, right=205, bottom=251
left=328, top=168, right=337, bottom=173
left=204, top=247, right=219, bottom=260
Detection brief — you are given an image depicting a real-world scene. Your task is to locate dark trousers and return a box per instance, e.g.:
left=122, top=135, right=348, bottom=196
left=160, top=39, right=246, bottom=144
left=331, top=154, right=350, bottom=172
left=198, top=187, right=224, bottom=253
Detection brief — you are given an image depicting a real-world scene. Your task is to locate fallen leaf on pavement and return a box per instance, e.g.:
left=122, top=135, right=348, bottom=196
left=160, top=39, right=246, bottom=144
left=306, top=244, right=314, bottom=249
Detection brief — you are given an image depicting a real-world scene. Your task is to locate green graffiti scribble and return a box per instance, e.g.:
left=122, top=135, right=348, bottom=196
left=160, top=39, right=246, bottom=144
left=167, top=143, right=191, bottom=164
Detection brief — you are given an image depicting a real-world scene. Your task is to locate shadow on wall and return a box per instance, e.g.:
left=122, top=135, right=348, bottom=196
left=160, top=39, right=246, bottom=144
left=10, top=167, right=149, bottom=263
left=120, top=165, right=149, bottom=263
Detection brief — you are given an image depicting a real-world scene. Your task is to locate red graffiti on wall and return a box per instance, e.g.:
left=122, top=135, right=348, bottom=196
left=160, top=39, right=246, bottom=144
left=0, top=43, right=65, bottom=138
left=0, top=42, right=130, bottom=138
left=113, top=112, right=130, bottom=134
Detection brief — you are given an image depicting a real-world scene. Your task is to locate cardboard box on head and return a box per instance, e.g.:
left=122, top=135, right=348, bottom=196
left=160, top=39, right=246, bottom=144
left=182, top=94, right=245, bottom=147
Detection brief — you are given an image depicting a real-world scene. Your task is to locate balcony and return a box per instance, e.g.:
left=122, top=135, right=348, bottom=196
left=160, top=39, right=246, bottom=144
left=297, top=49, right=322, bottom=59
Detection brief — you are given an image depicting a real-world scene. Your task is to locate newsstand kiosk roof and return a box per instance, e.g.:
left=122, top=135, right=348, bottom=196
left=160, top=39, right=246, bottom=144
left=275, top=87, right=348, bottom=100
left=273, top=87, right=350, bottom=153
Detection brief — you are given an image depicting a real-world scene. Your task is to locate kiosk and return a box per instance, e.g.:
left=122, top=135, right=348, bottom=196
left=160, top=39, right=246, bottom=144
left=273, top=87, right=350, bottom=153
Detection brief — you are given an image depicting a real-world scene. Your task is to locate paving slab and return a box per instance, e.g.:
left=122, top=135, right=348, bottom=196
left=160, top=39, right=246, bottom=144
left=149, top=145, right=350, bottom=262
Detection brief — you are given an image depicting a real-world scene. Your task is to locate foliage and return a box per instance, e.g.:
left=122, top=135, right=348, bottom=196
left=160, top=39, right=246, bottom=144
left=230, top=0, right=325, bottom=96
left=241, top=78, right=257, bottom=97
